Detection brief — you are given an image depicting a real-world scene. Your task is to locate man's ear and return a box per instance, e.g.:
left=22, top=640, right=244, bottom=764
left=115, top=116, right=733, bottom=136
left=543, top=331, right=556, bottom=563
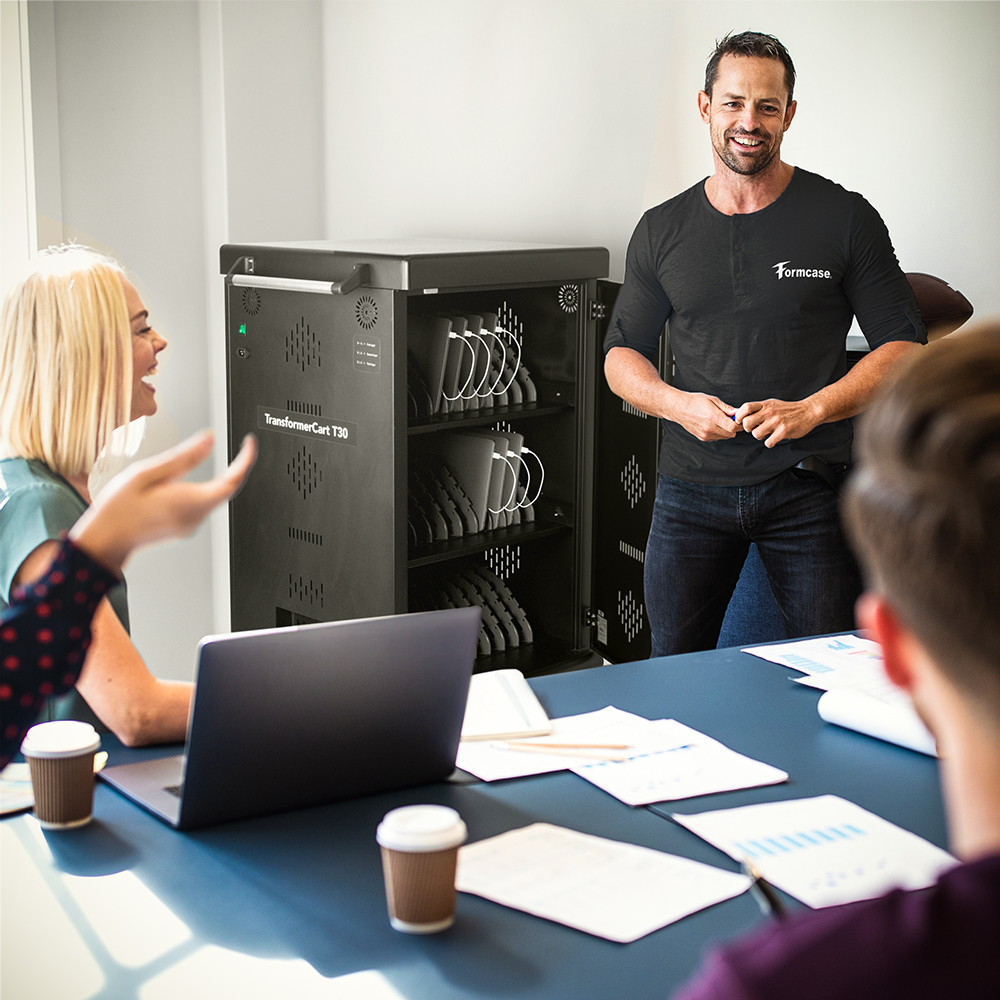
left=855, top=592, right=915, bottom=692
left=697, top=90, right=712, bottom=124
left=783, top=99, right=797, bottom=132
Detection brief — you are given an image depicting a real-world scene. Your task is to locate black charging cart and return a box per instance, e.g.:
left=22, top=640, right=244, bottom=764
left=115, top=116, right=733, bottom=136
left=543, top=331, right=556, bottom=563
left=221, top=239, right=665, bottom=674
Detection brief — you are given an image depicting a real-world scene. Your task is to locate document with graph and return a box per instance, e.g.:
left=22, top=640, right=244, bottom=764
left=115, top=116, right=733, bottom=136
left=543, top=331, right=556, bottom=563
left=571, top=718, right=788, bottom=807
left=672, top=794, right=956, bottom=908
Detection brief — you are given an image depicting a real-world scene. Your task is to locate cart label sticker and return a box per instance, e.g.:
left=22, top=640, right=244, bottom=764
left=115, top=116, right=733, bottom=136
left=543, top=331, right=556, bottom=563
left=257, top=406, right=357, bottom=446
left=354, top=335, right=381, bottom=373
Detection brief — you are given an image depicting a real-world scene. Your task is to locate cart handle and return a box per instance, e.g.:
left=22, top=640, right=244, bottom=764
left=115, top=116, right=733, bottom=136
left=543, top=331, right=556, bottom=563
left=225, top=256, right=369, bottom=296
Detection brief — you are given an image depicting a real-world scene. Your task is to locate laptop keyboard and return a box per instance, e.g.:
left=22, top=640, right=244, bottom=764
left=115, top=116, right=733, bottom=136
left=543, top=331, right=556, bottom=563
left=164, top=784, right=184, bottom=798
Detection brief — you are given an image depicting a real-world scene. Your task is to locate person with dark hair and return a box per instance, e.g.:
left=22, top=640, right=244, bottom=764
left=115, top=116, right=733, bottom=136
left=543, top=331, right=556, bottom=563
left=604, top=31, right=926, bottom=656
left=670, top=320, right=1000, bottom=999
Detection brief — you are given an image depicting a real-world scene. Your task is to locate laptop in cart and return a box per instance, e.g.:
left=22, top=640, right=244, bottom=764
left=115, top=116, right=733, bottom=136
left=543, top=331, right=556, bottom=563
left=100, top=607, right=482, bottom=830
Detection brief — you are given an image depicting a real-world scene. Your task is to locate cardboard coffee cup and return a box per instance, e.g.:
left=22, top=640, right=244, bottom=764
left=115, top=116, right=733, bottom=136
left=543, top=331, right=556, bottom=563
left=376, top=804, right=467, bottom=933
left=21, top=721, right=101, bottom=830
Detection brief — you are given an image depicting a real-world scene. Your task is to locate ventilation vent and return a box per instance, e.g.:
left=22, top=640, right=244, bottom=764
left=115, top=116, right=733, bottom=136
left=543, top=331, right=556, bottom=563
left=355, top=294, right=378, bottom=330
left=622, top=401, right=648, bottom=419
left=618, top=589, right=644, bottom=643
left=558, top=284, right=580, bottom=313
left=621, top=455, right=646, bottom=509
left=288, top=446, right=322, bottom=499
left=289, top=575, right=324, bottom=608
left=619, top=540, right=645, bottom=564
left=242, top=287, right=261, bottom=316
left=286, top=317, right=320, bottom=372
left=286, top=399, right=323, bottom=416
left=485, top=545, right=520, bottom=581
left=497, top=301, right=524, bottom=349
left=288, top=527, right=323, bottom=547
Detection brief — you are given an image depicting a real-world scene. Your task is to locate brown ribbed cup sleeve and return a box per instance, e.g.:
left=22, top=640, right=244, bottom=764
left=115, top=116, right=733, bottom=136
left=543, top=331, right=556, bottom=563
left=380, top=846, right=459, bottom=925
left=26, top=753, right=96, bottom=826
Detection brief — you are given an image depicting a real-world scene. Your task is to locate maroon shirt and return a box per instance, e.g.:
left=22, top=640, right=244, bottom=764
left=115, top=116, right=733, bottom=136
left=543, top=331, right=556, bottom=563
left=674, top=853, right=1000, bottom=1000
left=1, top=539, right=117, bottom=767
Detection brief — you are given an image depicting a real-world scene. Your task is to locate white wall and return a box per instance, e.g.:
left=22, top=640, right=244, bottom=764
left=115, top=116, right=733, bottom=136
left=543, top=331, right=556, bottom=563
left=321, top=0, right=1000, bottom=311
left=321, top=0, right=673, bottom=279
left=643, top=1, right=1000, bottom=324
left=42, top=0, right=214, bottom=681
left=21, top=0, right=326, bottom=680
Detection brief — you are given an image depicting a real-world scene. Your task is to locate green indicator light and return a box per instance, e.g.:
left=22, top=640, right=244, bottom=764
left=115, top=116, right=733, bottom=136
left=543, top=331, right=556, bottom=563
left=238, top=323, right=247, bottom=336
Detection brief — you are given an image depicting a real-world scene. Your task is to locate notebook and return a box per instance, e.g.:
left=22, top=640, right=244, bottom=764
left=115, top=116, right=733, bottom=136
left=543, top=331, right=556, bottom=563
left=100, top=607, right=482, bottom=830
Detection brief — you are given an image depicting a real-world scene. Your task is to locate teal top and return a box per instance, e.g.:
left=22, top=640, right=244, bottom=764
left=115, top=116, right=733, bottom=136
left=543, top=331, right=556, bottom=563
left=0, top=457, right=129, bottom=728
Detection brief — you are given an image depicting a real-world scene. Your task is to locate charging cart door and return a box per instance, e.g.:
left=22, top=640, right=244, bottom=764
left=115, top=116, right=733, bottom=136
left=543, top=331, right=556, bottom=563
left=226, top=278, right=404, bottom=631
left=590, top=279, right=662, bottom=663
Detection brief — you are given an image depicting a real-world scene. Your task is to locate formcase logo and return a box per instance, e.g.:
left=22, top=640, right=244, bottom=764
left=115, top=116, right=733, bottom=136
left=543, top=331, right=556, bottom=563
left=773, top=260, right=833, bottom=280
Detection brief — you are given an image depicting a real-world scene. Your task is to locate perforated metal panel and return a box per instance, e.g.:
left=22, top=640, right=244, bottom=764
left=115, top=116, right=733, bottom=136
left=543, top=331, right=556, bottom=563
left=226, top=281, right=404, bottom=631
left=590, top=279, right=658, bottom=663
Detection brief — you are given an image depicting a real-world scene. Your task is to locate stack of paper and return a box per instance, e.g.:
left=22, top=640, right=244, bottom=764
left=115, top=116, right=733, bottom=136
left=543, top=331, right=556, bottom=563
left=672, top=794, right=956, bottom=908
left=456, top=706, right=788, bottom=805
left=456, top=823, right=750, bottom=943
left=460, top=669, right=551, bottom=741
left=743, top=635, right=936, bottom=755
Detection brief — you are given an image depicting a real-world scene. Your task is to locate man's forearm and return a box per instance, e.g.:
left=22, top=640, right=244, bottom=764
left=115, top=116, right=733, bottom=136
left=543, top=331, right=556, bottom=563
left=604, top=346, right=739, bottom=442
left=807, top=340, right=922, bottom=424
left=604, top=346, right=677, bottom=418
left=736, top=340, right=923, bottom=448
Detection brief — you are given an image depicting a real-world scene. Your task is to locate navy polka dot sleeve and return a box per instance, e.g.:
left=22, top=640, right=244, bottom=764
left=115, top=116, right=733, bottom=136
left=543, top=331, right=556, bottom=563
left=1, top=539, right=119, bottom=768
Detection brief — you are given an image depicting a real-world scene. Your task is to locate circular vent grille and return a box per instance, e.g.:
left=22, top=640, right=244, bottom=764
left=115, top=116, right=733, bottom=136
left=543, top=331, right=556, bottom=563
left=355, top=294, right=378, bottom=330
left=242, top=287, right=261, bottom=316
left=558, top=284, right=579, bottom=313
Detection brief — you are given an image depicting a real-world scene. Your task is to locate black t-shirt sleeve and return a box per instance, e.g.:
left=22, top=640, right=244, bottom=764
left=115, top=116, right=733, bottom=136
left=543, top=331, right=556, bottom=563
left=844, top=195, right=926, bottom=350
left=603, top=213, right=672, bottom=363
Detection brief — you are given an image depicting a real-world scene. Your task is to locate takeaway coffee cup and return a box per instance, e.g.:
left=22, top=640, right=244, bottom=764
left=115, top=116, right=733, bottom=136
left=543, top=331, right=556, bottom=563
left=376, top=804, right=468, bottom=933
left=21, top=721, right=101, bottom=829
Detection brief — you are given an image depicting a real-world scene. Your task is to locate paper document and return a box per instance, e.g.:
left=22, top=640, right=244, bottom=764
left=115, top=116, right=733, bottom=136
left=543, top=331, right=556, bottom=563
left=817, top=689, right=937, bottom=757
left=457, top=706, right=660, bottom=781
left=457, top=706, right=789, bottom=802
left=460, top=669, right=551, bottom=741
left=571, top=719, right=788, bottom=806
left=743, top=635, right=936, bottom=752
left=744, top=634, right=896, bottom=697
left=456, top=823, right=750, bottom=943
left=672, top=794, right=956, bottom=908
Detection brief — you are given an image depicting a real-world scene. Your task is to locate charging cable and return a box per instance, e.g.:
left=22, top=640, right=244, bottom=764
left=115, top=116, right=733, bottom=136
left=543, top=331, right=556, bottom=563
left=518, top=446, right=545, bottom=507
left=487, top=451, right=519, bottom=513
left=440, top=332, right=477, bottom=401
left=492, top=325, right=523, bottom=396
left=472, top=329, right=508, bottom=397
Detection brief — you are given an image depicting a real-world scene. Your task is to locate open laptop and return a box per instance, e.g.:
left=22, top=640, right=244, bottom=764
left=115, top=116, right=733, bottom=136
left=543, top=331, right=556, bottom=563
left=100, top=606, right=481, bottom=830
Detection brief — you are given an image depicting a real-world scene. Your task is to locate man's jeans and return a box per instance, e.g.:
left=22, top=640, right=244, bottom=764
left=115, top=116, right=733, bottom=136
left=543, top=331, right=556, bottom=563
left=644, top=470, right=862, bottom=657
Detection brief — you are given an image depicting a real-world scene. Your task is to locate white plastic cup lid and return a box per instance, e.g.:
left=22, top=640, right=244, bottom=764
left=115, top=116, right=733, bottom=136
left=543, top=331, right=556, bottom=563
left=376, top=805, right=467, bottom=853
left=21, top=721, right=101, bottom=759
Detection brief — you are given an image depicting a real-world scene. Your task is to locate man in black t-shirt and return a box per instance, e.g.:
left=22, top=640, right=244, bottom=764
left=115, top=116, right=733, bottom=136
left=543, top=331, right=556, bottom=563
left=604, top=31, right=925, bottom=656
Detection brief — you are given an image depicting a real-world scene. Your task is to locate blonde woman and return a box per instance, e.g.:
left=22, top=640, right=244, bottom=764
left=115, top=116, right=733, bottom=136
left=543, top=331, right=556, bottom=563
left=1, top=246, right=195, bottom=746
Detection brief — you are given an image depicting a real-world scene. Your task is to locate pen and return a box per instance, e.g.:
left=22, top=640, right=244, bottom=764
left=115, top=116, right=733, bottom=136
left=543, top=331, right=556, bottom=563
left=502, top=742, right=631, bottom=750
left=740, top=859, right=788, bottom=920
left=488, top=742, right=631, bottom=761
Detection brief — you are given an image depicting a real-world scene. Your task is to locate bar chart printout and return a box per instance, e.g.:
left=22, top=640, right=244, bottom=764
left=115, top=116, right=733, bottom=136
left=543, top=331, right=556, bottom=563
left=672, top=795, right=957, bottom=908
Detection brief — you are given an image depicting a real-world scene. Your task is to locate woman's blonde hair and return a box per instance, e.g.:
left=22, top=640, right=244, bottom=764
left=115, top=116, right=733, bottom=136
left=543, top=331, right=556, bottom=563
left=0, top=245, right=132, bottom=478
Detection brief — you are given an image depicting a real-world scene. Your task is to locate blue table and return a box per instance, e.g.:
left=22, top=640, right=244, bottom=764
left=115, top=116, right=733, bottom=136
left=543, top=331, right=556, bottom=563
left=1, top=645, right=945, bottom=1000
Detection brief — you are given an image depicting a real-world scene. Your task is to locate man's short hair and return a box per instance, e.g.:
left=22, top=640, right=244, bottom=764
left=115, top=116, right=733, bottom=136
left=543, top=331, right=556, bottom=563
left=704, top=31, right=796, bottom=106
left=844, top=323, right=1000, bottom=714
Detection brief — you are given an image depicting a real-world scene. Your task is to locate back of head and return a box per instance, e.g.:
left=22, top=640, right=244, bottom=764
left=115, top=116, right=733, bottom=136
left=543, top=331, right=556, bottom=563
left=705, top=30, right=796, bottom=105
left=845, top=322, right=1000, bottom=713
left=0, top=245, right=131, bottom=478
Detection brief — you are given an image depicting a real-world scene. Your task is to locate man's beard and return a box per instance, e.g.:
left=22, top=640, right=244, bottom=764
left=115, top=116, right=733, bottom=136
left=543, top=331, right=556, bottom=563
left=715, top=128, right=779, bottom=176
